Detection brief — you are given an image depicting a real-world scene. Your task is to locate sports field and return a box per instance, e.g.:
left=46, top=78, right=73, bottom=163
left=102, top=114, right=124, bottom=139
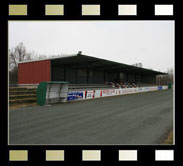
left=9, top=89, right=173, bottom=145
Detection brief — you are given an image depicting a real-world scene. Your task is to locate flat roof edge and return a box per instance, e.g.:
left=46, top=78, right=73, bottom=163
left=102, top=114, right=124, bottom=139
left=18, top=54, right=78, bottom=64
left=17, top=53, right=166, bottom=74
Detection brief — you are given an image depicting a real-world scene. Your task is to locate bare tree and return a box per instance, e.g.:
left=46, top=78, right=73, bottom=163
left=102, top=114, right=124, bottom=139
left=132, top=63, right=143, bottom=68
left=9, top=42, right=32, bottom=71
left=9, top=42, right=32, bottom=84
left=156, top=68, right=174, bottom=85
left=38, top=54, right=47, bottom=59
left=139, top=63, right=143, bottom=68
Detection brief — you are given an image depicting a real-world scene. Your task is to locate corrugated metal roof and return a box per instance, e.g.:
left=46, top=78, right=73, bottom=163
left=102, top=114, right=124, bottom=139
left=18, top=53, right=166, bottom=75
left=18, top=54, right=78, bottom=64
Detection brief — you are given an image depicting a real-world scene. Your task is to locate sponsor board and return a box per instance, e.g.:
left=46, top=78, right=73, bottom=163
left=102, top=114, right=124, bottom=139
left=149, top=86, right=158, bottom=91
left=137, top=86, right=158, bottom=92
left=85, top=90, right=95, bottom=99
left=95, top=90, right=101, bottom=98
left=119, top=89, right=123, bottom=94
left=137, top=87, right=144, bottom=92
left=162, top=86, right=168, bottom=90
left=115, top=89, right=121, bottom=95
left=111, top=89, right=117, bottom=96
left=133, top=88, right=138, bottom=93
left=144, top=87, right=150, bottom=92
left=68, top=86, right=160, bottom=101
left=122, top=88, right=134, bottom=94
left=102, top=89, right=117, bottom=97
left=67, top=91, right=84, bottom=101
left=158, top=86, right=163, bottom=90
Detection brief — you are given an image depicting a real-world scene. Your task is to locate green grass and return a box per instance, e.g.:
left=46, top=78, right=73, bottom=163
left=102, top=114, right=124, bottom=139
left=164, top=130, right=173, bottom=144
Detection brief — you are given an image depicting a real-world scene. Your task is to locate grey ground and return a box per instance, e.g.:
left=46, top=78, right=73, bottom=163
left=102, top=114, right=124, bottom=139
left=9, top=89, right=173, bottom=145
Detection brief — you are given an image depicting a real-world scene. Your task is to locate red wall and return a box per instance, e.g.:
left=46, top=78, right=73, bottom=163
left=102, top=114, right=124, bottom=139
left=18, top=60, right=51, bottom=84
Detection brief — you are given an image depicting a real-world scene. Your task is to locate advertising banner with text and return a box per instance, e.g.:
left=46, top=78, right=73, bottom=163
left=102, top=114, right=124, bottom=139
left=67, top=91, right=84, bottom=101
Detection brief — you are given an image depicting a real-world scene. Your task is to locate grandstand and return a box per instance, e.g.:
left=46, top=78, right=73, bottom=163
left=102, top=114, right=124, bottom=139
left=18, top=52, right=166, bottom=90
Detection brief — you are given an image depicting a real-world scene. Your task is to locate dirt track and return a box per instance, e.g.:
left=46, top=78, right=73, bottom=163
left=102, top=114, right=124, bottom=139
left=9, top=89, right=173, bottom=145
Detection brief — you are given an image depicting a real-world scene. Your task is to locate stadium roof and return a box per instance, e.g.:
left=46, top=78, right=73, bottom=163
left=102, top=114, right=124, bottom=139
left=18, top=53, right=166, bottom=75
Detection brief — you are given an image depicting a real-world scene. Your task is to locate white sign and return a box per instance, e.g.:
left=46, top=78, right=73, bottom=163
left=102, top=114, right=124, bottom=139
left=102, top=89, right=116, bottom=97
left=162, top=86, right=168, bottom=90
left=122, top=88, right=134, bottom=94
left=86, top=90, right=95, bottom=99
left=95, top=90, right=102, bottom=98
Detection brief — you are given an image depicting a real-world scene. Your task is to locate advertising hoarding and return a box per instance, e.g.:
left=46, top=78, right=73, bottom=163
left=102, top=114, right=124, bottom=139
left=67, top=91, right=84, bottom=101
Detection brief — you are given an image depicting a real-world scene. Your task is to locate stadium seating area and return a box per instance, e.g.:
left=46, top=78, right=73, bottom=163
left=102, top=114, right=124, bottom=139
left=68, top=84, right=114, bottom=90
left=68, top=82, right=157, bottom=90
left=69, top=82, right=137, bottom=90
left=104, top=82, right=138, bottom=88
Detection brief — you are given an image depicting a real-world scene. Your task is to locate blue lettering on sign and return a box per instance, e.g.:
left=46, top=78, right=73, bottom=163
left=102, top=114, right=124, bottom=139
left=138, top=87, right=143, bottom=91
left=144, top=87, right=150, bottom=91
left=67, top=92, right=83, bottom=101
left=158, top=86, right=163, bottom=90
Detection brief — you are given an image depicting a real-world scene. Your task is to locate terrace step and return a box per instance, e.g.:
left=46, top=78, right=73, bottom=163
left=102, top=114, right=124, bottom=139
left=9, top=88, right=37, bottom=92
left=9, top=90, right=37, bottom=95
left=9, top=98, right=37, bottom=105
left=9, top=94, right=37, bottom=100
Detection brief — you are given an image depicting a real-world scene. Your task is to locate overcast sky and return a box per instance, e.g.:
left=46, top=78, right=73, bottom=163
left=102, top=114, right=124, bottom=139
left=9, top=21, right=174, bottom=72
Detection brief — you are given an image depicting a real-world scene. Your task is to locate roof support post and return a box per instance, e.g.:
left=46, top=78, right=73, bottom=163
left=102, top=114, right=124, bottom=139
left=87, top=68, right=89, bottom=84
left=135, top=74, right=136, bottom=83
left=64, top=65, right=66, bottom=81
left=127, top=73, right=128, bottom=82
left=76, top=69, right=78, bottom=84
left=104, top=70, right=106, bottom=82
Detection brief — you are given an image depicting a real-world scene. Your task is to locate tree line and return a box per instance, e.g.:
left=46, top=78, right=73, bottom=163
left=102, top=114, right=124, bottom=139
left=156, top=68, right=174, bottom=85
